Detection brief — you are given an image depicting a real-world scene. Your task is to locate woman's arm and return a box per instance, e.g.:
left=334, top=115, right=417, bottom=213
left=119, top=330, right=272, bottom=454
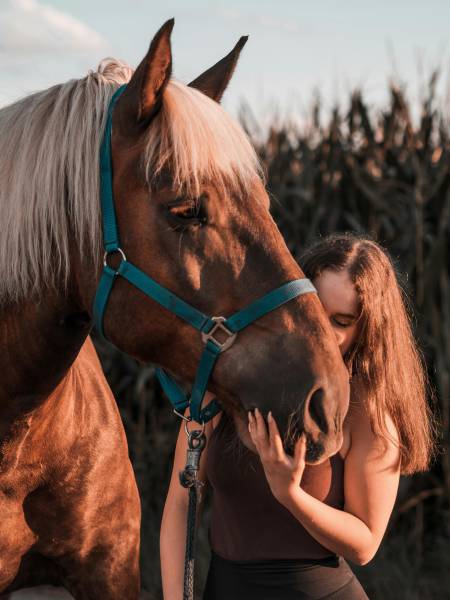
left=249, top=403, right=401, bottom=565
left=160, top=394, right=217, bottom=600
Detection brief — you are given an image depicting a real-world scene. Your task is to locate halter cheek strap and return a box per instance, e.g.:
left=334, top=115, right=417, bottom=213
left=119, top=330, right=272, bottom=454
left=93, top=84, right=317, bottom=424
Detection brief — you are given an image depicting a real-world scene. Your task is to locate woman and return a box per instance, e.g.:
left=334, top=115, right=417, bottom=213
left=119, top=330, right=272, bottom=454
left=160, top=233, right=436, bottom=600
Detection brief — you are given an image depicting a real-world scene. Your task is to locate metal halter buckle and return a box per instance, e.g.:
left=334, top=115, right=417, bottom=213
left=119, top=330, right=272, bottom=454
left=201, top=316, right=237, bottom=352
left=103, top=247, right=127, bottom=272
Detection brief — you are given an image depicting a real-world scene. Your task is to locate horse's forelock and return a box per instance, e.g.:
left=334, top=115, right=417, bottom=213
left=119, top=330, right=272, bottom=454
left=144, top=79, right=264, bottom=198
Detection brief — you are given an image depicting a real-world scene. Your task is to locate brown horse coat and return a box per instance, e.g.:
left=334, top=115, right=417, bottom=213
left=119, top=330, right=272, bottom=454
left=0, top=333, right=140, bottom=598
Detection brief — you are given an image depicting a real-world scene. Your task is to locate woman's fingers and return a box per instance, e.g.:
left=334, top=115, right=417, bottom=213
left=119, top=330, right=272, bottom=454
left=267, top=412, right=285, bottom=459
left=248, top=411, right=258, bottom=447
left=294, top=434, right=307, bottom=470
left=248, top=411, right=255, bottom=436
left=248, top=408, right=269, bottom=453
left=254, top=408, right=269, bottom=447
left=249, top=409, right=286, bottom=462
left=248, top=411, right=307, bottom=496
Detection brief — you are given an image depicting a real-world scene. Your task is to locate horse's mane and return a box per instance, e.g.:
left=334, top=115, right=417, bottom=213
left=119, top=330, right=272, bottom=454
left=0, top=58, right=262, bottom=305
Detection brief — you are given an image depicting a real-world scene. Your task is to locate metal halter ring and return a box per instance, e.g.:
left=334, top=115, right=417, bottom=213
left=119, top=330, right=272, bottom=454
left=173, top=408, right=190, bottom=422
left=103, top=247, right=127, bottom=271
left=173, top=409, right=207, bottom=436
left=201, top=316, right=237, bottom=352
left=184, top=418, right=206, bottom=437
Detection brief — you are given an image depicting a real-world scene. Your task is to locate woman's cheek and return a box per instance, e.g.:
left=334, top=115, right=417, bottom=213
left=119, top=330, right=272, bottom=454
left=331, top=327, right=347, bottom=354
left=342, top=325, right=359, bottom=355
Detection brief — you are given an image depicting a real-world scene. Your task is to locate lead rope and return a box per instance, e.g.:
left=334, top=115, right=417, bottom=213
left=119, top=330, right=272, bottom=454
left=179, top=426, right=206, bottom=600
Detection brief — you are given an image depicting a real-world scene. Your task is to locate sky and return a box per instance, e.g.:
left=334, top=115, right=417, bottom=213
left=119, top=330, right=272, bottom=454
left=1, top=0, right=450, bottom=126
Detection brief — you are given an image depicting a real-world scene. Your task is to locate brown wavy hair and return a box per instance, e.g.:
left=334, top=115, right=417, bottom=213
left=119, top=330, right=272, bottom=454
left=299, top=232, right=437, bottom=475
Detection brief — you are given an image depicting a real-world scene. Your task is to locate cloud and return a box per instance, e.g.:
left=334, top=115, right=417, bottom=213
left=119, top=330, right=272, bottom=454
left=0, top=0, right=108, bottom=55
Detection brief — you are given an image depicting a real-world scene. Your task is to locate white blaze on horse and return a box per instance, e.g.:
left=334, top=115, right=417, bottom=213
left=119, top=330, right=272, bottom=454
left=0, top=19, right=349, bottom=600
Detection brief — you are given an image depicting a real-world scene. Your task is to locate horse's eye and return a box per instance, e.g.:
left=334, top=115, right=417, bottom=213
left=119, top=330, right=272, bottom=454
left=166, top=194, right=208, bottom=228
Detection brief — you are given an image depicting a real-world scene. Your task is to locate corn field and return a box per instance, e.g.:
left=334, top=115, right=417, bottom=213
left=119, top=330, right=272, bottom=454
left=94, top=73, right=450, bottom=600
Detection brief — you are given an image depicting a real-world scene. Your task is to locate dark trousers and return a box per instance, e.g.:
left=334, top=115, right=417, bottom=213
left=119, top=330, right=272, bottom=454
left=203, top=551, right=369, bottom=600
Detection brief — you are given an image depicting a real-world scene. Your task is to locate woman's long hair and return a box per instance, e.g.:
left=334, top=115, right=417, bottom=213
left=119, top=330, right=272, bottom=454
left=300, top=233, right=437, bottom=475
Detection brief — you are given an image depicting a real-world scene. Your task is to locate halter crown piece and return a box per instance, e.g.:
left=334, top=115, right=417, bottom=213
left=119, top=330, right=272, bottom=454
left=93, top=85, right=317, bottom=424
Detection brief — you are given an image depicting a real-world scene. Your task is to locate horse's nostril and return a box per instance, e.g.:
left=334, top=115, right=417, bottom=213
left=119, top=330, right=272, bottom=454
left=308, top=388, right=329, bottom=434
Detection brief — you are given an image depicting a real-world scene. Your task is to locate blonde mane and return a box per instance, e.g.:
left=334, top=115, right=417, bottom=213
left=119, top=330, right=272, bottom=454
left=0, top=58, right=262, bottom=305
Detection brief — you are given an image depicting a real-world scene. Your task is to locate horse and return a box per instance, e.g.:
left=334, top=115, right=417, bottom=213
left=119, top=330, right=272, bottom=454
left=0, top=19, right=350, bottom=599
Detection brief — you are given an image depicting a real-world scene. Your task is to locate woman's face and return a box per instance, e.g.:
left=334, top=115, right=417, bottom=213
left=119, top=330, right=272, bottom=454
left=313, top=268, right=360, bottom=357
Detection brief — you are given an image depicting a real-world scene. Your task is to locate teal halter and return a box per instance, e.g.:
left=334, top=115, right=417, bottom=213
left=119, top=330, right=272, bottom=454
left=93, top=85, right=317, bottom=424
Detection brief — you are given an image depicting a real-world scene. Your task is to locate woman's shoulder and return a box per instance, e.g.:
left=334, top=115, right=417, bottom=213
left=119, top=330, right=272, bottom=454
left=342, top=381, right=400, bottom=464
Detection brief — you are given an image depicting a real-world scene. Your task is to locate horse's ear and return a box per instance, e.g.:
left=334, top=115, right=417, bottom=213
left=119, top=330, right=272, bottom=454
left=188, top=36, right=248, bottom=103
left=117, top=19, right=174, bottom=127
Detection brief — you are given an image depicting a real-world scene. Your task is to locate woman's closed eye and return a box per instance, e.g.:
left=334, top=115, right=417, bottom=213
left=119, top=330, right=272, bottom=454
left=331, top=315, right=356, bottom=328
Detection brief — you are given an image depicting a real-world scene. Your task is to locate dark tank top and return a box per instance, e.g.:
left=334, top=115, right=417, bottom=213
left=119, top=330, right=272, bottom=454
left=204, top=411, right=345, bottom=561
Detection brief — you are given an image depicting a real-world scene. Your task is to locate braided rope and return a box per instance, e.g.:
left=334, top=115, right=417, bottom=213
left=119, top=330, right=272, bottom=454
left=183, top=484, right=198, bottom=600
left=179, top=431, right=206, bottom=600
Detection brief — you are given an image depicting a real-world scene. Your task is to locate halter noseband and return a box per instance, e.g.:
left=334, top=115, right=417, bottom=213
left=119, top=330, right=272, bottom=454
left=93, top=85, right=317, bottom=424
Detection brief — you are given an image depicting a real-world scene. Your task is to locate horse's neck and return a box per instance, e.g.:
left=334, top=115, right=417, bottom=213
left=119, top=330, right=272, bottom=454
left=0, top=291, right=90, bottom=418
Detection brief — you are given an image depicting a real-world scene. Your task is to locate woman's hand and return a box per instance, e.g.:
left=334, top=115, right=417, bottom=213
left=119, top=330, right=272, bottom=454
left=248, top=408, right=307, bottom=505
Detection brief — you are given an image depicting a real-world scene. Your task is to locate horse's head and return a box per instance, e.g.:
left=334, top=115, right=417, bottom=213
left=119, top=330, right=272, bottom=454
left=80, top=20, right=349, bottom=463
